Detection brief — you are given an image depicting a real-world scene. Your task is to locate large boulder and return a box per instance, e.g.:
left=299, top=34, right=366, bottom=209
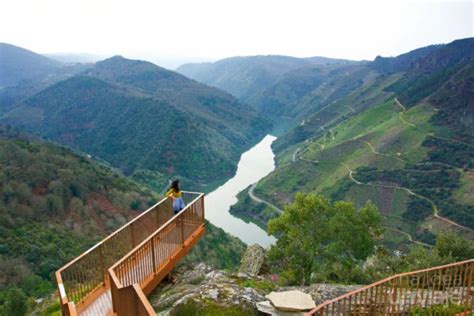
left=265, top=290, right=316, bottom=312
left=256, top=301, right=306, bottom=315
left=239, top=244, right=269, bottom=276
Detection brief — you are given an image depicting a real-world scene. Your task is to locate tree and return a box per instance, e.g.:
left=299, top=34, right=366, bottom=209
left=267, top=193, right=381, bottom=285
left=435, top=232, right=474, bottom=261
left=2, top=287, right=28, bottom=316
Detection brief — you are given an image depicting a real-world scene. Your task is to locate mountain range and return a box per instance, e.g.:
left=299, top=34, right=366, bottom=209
left=0, top=46, right=271, bottom=188
left=177, top=55, right=355, bottom=103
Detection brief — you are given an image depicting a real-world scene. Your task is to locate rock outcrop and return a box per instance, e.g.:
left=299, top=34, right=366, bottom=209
left=149, top=263, right=361, bottom=315
left=238, top=243, right=269, bottom=276
left=149, top=246, right=361, bottom=315
left=150, top=263, right=265, bottom=315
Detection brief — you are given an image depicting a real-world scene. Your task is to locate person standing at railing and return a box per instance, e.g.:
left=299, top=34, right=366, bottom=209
left=166, top=179, right=185, bottom=214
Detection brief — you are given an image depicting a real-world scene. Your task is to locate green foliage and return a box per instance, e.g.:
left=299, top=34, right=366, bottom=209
left=0, top=286, right=28, bottom=316
left=423, top=136, right=474, bottom=169
left=363, top=246, right=452, bottom=283
left=389, top=66, right=460, bottom=106
left=409, top=304, right=470, bottom=315
left=435, top=232, right=474, bottom=261
left=237, top=278, right=277, bottom=293
left=184, top=220, right=246, bottom=270
left=0, top=137, right=159, bottom=311
left=0, top=138, right=157, bottom=230
left=38, top=302, right=61, bottom=316
left=268, top=193, right=382, bottom=285
left=170, top=299, right=253, bottom=316
left=363, top=233, right=473, bottom=283
left=403, top=197, right=432, bottom=222
left=354, top=164, right=474, bottom=229
left=429, top=63, right=474, bottom=140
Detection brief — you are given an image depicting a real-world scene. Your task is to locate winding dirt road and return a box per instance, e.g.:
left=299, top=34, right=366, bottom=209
left=248, top=183, right=283, bottom=214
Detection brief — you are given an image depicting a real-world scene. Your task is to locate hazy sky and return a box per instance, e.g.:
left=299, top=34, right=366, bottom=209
left=1, top=0, right=472, bottom=68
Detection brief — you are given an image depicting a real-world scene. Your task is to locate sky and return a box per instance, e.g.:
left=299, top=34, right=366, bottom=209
left=1, top=0, right=472, bottom=68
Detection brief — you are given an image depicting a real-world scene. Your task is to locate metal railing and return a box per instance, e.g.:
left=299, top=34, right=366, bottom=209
left=55, top=191, right=202, bottom=314
left=307, top=259, right=474, bottom=315
left=109, top=192, right=205, bottom=315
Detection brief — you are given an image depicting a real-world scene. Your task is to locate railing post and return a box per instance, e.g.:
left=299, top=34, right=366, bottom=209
left=131, top=222, right=136, bottom=247
left=201, top=196, right=205, bottom=222
left=99, top=245, right=106, bottom=286
left=468, top=262, right=473, bottom=309
left=151, top=239, right=156, bottom=274
left=155, top=205, right=160, bottom=230
left=180, top=215, right=185, bottom=246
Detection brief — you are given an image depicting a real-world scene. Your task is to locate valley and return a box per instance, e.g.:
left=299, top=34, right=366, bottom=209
left=0, top=34, right=473, bottom=315
left=226, top=39, right=474, bottom=251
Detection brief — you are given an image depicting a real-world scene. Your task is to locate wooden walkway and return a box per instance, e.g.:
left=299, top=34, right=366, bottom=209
left=56, top=192, right=205, bottom=316
left=79, top=290, right=111, bottom=316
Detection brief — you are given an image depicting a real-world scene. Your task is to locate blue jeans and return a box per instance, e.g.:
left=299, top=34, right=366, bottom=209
left=173, top=198, right=185, bottom=214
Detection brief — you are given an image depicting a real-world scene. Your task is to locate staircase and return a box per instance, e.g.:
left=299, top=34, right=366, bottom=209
left=55, top=192, right=205, bottom=316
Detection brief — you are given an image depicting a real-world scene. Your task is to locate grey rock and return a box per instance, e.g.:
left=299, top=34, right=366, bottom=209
left=208, top=289, right=219, bottom=300
left=150, top=263, right=362, bottom=315
left=239, top=244, right=269, bottom=276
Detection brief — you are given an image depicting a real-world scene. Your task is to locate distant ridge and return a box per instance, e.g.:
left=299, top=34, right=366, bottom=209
left=176, top=55, right=356, bottom=102
left=44, top=52, right=106, bottom=63
left=0, top=43, right=60, bottom=87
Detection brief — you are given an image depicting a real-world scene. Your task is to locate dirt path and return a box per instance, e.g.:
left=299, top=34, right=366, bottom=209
left=300, top=156, right=473, bottom=233
left=283, top=97, right=472, bottom=233
left=394, top=98, right=416, bottom=128
left=383, top=226, right=433, bottom=248
left=292, top=147, right=301, bottom=162
left=248, top=183, right=283, bottom=214
left=344, top=105, right=356, bottom=113
left=394, top=98, right=474, bottom=149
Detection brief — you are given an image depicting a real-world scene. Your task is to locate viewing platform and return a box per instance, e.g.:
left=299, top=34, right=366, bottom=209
left=55, top=192, right=205, bottom=316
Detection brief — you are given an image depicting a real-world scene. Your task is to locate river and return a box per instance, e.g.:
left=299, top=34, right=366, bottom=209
left=205, top=135, right=277, bottom=248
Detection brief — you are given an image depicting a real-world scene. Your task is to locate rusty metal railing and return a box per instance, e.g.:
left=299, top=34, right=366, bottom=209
left=307, top=259, right=474, bottom=315
left=55, top=191, right=201, bottom=314
left=109, top=192, right=205, bottom=315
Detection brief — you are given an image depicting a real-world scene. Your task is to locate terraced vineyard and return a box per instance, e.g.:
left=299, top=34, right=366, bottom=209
left=227, top=39, right=474, bottom=250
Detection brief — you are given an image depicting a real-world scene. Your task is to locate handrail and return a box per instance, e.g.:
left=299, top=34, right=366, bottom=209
left=55, top=191, right=199, bottom=313
left=111, top=192, right=203, bottom=278
left=109, top=193, right=205, bottom=315
left=307, top=259, right=474, bottom=315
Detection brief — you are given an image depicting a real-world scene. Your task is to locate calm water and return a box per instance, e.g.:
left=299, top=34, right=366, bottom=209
left=205, top=135, right=277, bottom=248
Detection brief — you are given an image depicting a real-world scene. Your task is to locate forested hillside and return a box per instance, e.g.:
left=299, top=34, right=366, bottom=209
left=0, top=54, right=271, bottom=188
left=230, top=38, right=474, bottom=249
left=0, top=132, right=246, bottom=313
left=177, top=55, right=354, bottom=102
left=0, top=133, right=157, bottom=309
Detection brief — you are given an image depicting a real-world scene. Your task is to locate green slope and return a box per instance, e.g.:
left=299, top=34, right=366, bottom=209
left=1, top=56, right=271, bottom=186
left=233, top=38, right=474, bottom=248
left=0, top=133, right=246, bottom=313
